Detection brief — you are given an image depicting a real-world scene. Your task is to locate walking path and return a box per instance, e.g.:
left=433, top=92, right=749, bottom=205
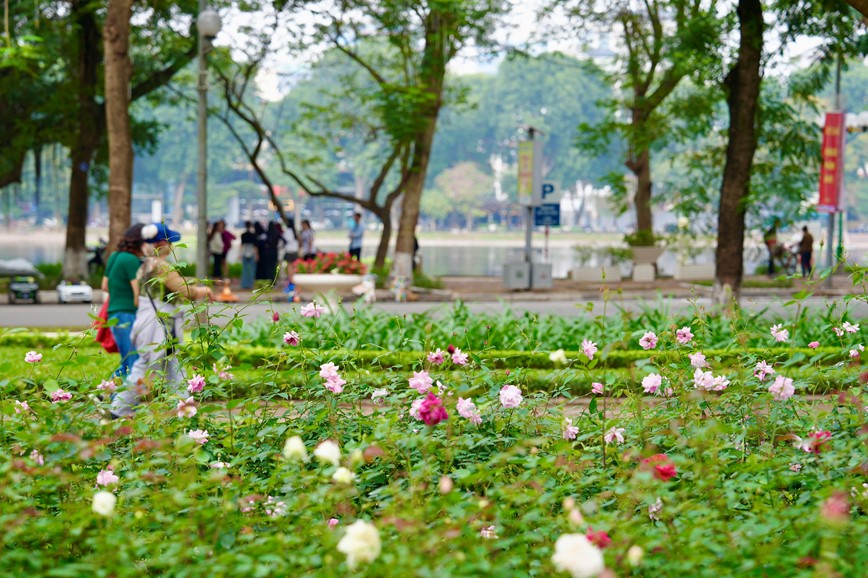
left=1, top=274, right=864, bottom=329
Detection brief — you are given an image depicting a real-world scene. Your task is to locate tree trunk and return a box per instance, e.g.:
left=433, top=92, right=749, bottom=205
left=104, top=0, right=134, bottom=257
left=845, top=0, right=868, bottom=20
left=392, top=9, right=450, bottom=280
left=713, top=0, right=763, bottom=306
left=64, top=1, right=101, bottom=279
left=374, top=212, right=392, bottom=271
left=628, top=145, right=653, bottom=237
left=172, top=171, right=188, bottom=225
left=33, top=146, right=42, bottom=220
left=0, top=151, right=24, bottom=189
left=394, top=117, right=438, bottom=278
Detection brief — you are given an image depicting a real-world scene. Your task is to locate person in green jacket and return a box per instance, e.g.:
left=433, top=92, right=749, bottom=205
left=101, top=224, right=144, bottom=376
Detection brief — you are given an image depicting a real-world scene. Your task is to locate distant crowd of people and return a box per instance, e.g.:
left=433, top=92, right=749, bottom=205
left=211, top=214, right=366, bottom=289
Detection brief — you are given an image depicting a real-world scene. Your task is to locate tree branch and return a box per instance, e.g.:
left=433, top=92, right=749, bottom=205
left=131, top=41, right=197, bottom=101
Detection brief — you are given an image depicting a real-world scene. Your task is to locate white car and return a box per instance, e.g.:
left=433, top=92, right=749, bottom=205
left=57, top=281, right=93, bottom=304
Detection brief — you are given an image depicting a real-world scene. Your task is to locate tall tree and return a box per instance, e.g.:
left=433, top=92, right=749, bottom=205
left=557, top=0, right=719, bottom=244
left=713, top=0, right=763, bottom=304
left=64, top=0, right=102, bottom=277
left=103, top=0, right=134, bottom=255
left=285, top=0, right=511, bottom=278
left=214, top=46, right=412, bottom=269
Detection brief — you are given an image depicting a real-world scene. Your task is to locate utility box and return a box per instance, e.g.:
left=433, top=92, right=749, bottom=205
left=531, top=262, right=553, bottom=289
left=503, top=262, right=531, bottom=290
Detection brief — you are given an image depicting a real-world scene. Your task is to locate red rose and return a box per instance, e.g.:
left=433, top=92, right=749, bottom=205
left=586, top=528, right=612, bottom=549
left=641, top=454, right=677, bottom=481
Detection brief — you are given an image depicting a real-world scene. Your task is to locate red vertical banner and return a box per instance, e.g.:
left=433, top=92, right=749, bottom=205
left=817, top=112, right=844, bottom=213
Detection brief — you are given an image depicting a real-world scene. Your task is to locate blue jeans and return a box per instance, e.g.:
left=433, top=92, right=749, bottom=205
left=241, top=256, right=256, bottom=289
left=109, top=312, right=139, bottom=377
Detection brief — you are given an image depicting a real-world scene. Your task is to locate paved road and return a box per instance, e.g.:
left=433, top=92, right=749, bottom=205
left=1, top=294, right=865, bottom=328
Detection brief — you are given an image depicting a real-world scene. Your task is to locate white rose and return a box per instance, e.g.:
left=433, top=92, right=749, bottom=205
left=549, top=349, right=568, bottom=365
left=313, top=440, right=341, bottom=467
left=337, top=520, right=381, bottom=569
left=92, top=491, right=117, bottom=517
left=282, top=436, right=308, bottom=461
left=551, top=534, right=605, bottom=578
left=627, top=545, right=644, bottom=567
left=332, top=466, right=356, bottom=484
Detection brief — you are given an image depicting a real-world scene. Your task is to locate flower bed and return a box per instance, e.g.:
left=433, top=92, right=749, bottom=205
left=1, top=305, right=866, bottom=575
left=292, top=252, right=367, bottom=275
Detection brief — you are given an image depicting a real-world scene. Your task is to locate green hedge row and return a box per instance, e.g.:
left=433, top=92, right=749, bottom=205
left=0, top=329, right=846, bottom=370
left=228, top=345, right=846, bottom=370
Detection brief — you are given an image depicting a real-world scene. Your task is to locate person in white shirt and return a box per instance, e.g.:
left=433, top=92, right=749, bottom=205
left=300, top=220, right=316, bottom=260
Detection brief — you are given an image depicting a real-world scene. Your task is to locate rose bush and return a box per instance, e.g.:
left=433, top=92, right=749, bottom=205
left=0, top=300, right=866, bottom=576
left=292, top=252, right=367, bottom=275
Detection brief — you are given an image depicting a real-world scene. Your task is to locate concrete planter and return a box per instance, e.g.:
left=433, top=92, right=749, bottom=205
left=630, top=246, right=665, bottom=265
left=293, top=274, right=364, bottom=296
left=674, top=263, right=715, bottom=281
left=571, top=266, right=620, bottom=282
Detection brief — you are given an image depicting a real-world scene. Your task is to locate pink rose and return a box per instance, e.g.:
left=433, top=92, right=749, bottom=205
left=176, top=396, right=197, bottom=418
left=50, top=389, right=72, bottom=403
left=582, top=339, right=598, bottom=360
left=187, top=429, right=209, bottom=444
left=283, top=331, right=300, bottom=346
left=451, top=348, right=469, bottom=365
left=499, top=385, right=523, bottom=408
left=688, top=352, right=708, bottom=368
left=768, top=375, right=794, bottom=401
left=408, top=370, right=433, bottom=394
left=25, top=351, right=42, bottom=363
left=641, top=374, right=662, bottom=394
left=96, top=467, right=119, bottom=486
left=639, top=331, right=658, bottom=350
left=418, top=393, right=448, bottom=426
left=427, top=349, right=445, bottom=364
left=675, top=327, right=694, bottom=345
left=325, top=375, right=346, bottom=394
left=457, top=397, right=482, bottom=425
left=770, top=324, right=789, bottom=342
left=187, top=374, right=205, bottom=394
left=300, top=302, right=325, bottom=318
left=563, top=418, right=579, bottom=440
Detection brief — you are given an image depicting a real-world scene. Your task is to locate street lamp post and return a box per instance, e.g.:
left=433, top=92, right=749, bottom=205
left=196, top=5, right=222, bottom=281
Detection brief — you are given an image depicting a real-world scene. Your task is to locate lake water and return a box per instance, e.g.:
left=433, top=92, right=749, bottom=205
left=0, top=232, right=824, bottom=278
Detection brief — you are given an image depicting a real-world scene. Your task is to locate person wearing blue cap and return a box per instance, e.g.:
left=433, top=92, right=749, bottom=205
left=110, top=223, right=212, bottom=418
left=101, top=223, right=145, bottom=377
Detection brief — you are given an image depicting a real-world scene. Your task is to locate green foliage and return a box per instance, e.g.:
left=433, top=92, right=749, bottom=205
left=0, top=300, right=866, bottom=575
left=623, top=229, right=660, bottom=247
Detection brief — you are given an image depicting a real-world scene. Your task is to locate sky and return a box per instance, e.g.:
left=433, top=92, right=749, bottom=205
left=214, top=1, right=841, bottom=103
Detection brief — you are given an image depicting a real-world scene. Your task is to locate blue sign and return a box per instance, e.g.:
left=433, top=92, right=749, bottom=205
left=534, top=203, right=560, bottom=227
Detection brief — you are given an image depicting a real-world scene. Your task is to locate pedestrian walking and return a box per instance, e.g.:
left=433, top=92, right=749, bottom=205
left=258, top=221, right=284, bottom=281
left=110, top=223, right=212, bottom=418
left=798, top=225, right=814, bottom=278
left=239, top=221, right=258, bottom=289
left=300, top=219, right=316, bottom=260
left=101, top=223, right=144, bottom=377
left=348, top=212, right=364, bottom=260
left=254, top=221, right=268, bottom=280
left=763, top=218, right=779, bottom=276
left=282, top=220, right=299, bottom=285
left=221, top=223, right=236, bottom=279
left=208, top=220, right=226, bottom=279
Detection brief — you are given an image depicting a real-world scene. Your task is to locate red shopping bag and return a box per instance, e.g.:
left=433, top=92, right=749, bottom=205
left=94, top=297, right=119, bottom=353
